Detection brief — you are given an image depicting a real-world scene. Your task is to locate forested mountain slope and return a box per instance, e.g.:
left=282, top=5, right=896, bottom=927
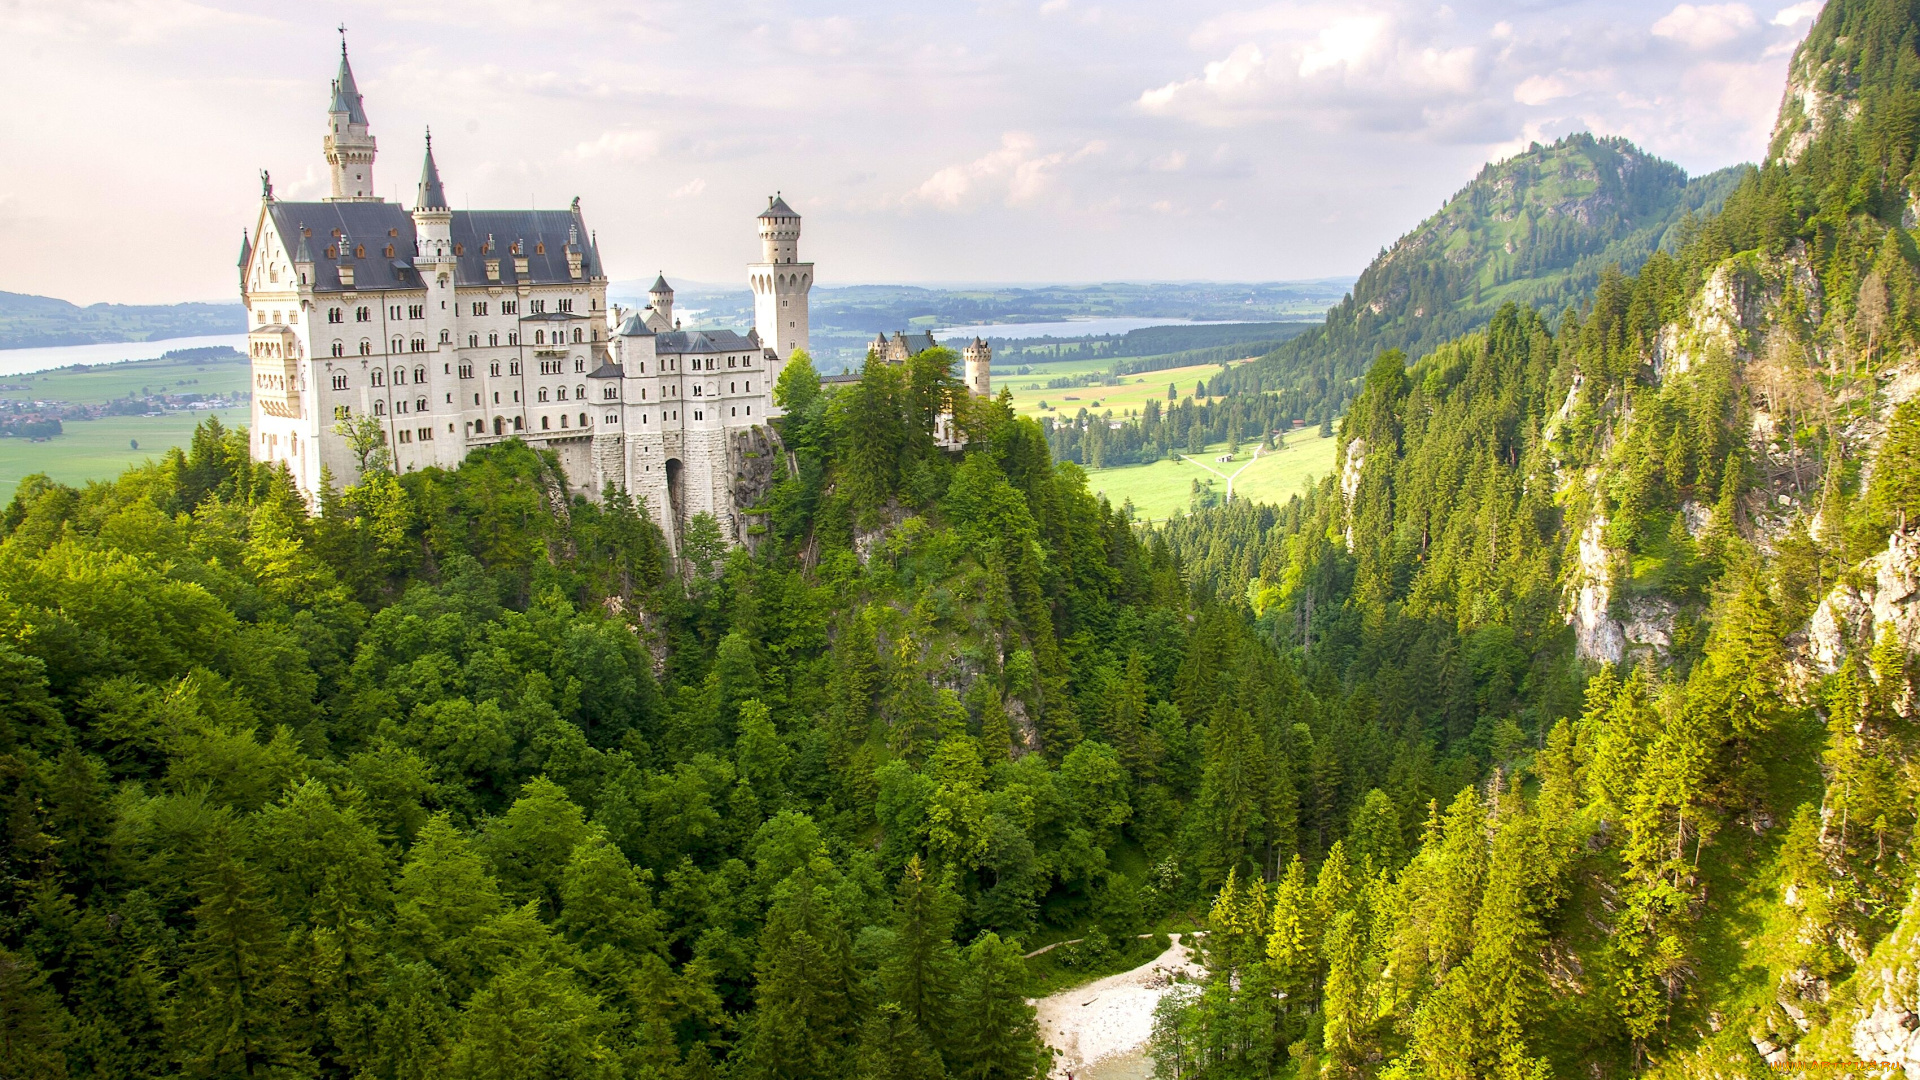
left=1219, top=135, right=1744, bottom=423
left=3, top=2, right=1920, bottom=1079
left=1140, top=0, right=1920, bottom=1073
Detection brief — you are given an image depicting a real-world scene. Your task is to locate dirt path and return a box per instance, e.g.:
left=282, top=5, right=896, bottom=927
left=1030, top=934, right=1204, bottom=1079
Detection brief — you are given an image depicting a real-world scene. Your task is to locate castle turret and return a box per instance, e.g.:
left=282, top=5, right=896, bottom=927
left=964, top=337, right=992, bottom=398
left=749, top=194, right=812, bottom=365
left=649, top=273, right=674, bottom=326
left=324, top=34, right=379, bottom=201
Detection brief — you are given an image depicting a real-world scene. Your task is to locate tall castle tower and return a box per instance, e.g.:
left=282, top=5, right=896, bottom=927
left=748, top=194, right=811, bottom=368
left=324, top=35, right=379, bottom=201
left=963, top=337, right=992, bottom=398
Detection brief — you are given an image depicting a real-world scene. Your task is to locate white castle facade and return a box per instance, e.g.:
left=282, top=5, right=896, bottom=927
left=241, top=39, right=984, bottom=553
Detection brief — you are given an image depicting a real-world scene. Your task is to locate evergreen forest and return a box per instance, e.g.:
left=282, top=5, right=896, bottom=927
left=9, top=1, right=1920, bottom=1078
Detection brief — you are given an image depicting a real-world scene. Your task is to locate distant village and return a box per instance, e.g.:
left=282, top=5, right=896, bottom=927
left=0, top=345, right=250, bottom=440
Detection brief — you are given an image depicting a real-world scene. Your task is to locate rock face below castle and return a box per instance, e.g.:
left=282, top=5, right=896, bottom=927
left=240, top=38, right=810, bottom=556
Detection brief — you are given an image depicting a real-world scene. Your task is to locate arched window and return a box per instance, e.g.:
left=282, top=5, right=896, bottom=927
left=541, top=415, right=550, bottom=429
left=373, top=400, right=386, bottom=415
left=538, top=388, right=549, bottom=402
left=579, top=413, right=588, bottom=426
left=371, top=369, right=385, bottom=386
left=535, top=329, right=545, bottom=344
left=572, top=327, right=583, bottom=342
left=468, top=334, right=479, bottom=347
left=392, top=337, right=403, bottom=353
left=331, top=341, right=344, bottom=357
left=359, top=340, right=373, bottom=356
left=440, top=329, right=451, bottom=343
left=556, top=386, right=568, bottom=400
left=413, top=367, right=426, bottom=383
left=575, top=384, right=585, bottom=399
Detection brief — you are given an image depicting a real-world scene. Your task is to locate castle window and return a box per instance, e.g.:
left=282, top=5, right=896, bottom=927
left=472, top=302, right=488, bottom=316
left=328, top=308, right=343, bottom=324
left=538, top=388, right=549, bottom=402
left=561, top=414, right=569, bottom=427
left=572, top=328, right=583, bottom=343
left=580, top=413, right=588, bottom=426
left=501, top=301, right=517, bottom=314
left=409, top=305, right=423, bottom=319
left=356, top=307, right=370, bottom=322
left=557, top=386, right=568, bottom=400
left=386, top=245, right=396, bottom=259
left=489, top=333, right=499, bottom=347
left=390, top=305, right=402, bottom=320
left=508, top=332, right=518, bottom=345
left=459, top=364, right=473, bottom=379
left=509, top=361, right=521, bottom=375
left=541, top=416, right=550, bottom=429
left=490, top=362, right=500, bottom=377
left=513, top=390, right=521, bottom=402
left=513, top=416, right=523, bottom=430
left=559, top=299, right=573, bottom=312
left=469, top=334, right=479, bottom=347
left=639, top=388, right=646, bottom=400
left=728, top=357, right=736, bottom=368
left=603, top=386, right=618, bottom=400
left=392, top=338, right=403, bottom=353
left=576, top=384, right=585, bottom=398
left=694, top=410, right=702, bottom=421
left=693, top=385, right=702, bottom=397
left=360, top=341, right=372, bottom=355
left=256, top=310, right=266, bottom=324
left=332, top=373, right=348, bottom=390
left=421, top=427, right=434, bottom=441
left=606, top=413, right=618, bottom=424
left=373, top=400, right=386, bottom=415
left=335, top=405, right=350, bottom=419
left=417, top=397, right=428, bottom=412
left=730, top=382, right=735, bottom=393
left=392, top=369, right=405, bottom=385
left=731, top=407, right=736, bottom=417
left=575, top=358, right=585, bottom=372
left=531, top=299, right=545, bottom=313
left=535, top=330, right=545, bottom=345
left=746, top=405, right=752, bottom=416
left=332, top=342, right=344, bottom=357
left=414, top=367, right=426, bottom=382
left=440, top=330, right=451, bottom=344
left=411, top=339, right=426, bottom=353
left=372, top=369, right=385, bottom=386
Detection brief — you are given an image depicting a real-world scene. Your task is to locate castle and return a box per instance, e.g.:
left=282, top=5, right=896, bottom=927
left=240, top=37, right=985, bottom=553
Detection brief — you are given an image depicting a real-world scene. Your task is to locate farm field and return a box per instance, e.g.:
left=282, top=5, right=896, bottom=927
left=998, top=359, right=1255, bottom=420
left=0, top=409, right=249, bottom=502
left=0, top=351, right=248, bottom=405
left=1080, top=429, right=1338, bottom=521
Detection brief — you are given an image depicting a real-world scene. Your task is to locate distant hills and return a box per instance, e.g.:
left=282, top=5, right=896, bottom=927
left=1224, top=133, right=1748, bottom=415
left=0, top=291, right=245, bottom=351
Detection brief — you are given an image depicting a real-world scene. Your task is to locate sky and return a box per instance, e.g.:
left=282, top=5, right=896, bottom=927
left=0, top=0, right=1824, bottom=304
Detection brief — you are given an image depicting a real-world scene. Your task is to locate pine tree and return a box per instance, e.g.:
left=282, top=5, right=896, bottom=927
left=950, top=933, right=1050, bottom=1080
left=172, top=853, right=310, bottom=1078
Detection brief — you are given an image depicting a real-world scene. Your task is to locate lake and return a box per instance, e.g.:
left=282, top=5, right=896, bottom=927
left=933, top=318, right=1258, bottom=342
left=0, top=334, right=249, bottom=379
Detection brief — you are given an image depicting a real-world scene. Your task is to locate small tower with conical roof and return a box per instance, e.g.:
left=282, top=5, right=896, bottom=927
left=748, top=193, right=812, bottom=379
left=324, top=32, right=379, bottom=201
left=412, top=129, right=453, bottom=257
left=964, top=337, right=992, bottom=398
left=647, top=273, right=675, bottom=330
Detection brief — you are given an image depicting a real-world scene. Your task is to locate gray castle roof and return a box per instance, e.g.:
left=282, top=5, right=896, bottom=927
left=759, top=195, right=796, bottom=219
left=655, top=329, right=758, bottom=354
left=330, top=43, right=369, bottom=125
left=649, top=274, right=672, bottom=295
left=615, top=312, right=653, bottom=337
left=588, top=360, right=624, bottom=379
left=416, top=133, right=447, bottom=210
left=266, top=201, right=601, bottom=293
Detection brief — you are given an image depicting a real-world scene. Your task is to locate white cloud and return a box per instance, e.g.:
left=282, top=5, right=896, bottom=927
left=1651, top=4, right=1759, bottom=49
left=1513, top=74, right=1569, bottom=105
left=909, top=133, right=1106, bottom=209
left=1772, top=1, right=1822, bottom=25
left=670, top=179, right=706, bottom=199
left=571, top=130, right=661, bottom=163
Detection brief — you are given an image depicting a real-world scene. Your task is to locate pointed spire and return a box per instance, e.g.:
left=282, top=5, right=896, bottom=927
left=650, top=273, right=673, bottom=295
left=330, top=31, right=369, bottom=125
left=416, top=128, right=447, bottom=210
left=292, top=223, right=314, bottom=264
left=237, top=231, right=252, bottom=269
